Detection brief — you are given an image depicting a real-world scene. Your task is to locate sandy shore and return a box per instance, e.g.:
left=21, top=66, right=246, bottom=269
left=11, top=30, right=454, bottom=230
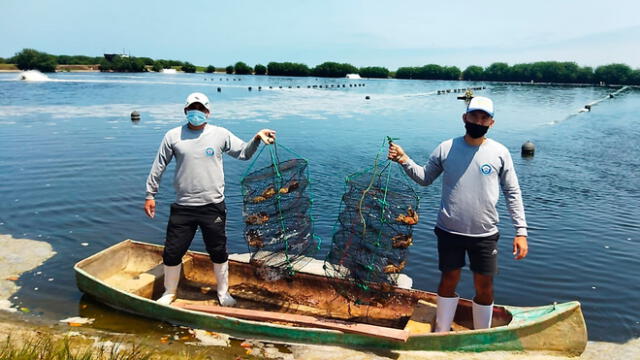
left=0, top=310, right=637, bottom=360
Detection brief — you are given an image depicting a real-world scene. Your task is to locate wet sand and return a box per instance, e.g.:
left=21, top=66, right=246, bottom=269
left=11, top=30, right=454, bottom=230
left=286, top=338, right=640, bottom=359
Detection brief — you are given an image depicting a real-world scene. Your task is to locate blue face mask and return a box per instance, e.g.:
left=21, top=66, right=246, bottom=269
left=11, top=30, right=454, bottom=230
left=186, top=110, right=207, bottom=126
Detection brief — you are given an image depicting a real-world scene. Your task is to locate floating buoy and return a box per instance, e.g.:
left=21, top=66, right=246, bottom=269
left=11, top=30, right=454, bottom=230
left=365, top=96, right=370, bottom=100
left=258, top=86, right=262, bottom=91
left=248, top=86, right=252, bottom=91
left=217, top=87, right=221, bottom=92
left=521, top=141, right=535, bottom=157
left=131, top=111, right=140, bottom=122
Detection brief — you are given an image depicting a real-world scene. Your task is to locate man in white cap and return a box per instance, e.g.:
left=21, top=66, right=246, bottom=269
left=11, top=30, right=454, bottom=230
left=387, top=96, right=528, bottom=332
left=144, top=92, right=275, bottom=307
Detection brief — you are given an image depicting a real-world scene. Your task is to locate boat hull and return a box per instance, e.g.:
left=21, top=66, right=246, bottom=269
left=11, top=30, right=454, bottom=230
left=74, top=240, right=587, bottom=354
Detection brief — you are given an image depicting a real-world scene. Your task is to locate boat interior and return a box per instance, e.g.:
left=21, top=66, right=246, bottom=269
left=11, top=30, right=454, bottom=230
left=76, top=240, right=513, bottom=336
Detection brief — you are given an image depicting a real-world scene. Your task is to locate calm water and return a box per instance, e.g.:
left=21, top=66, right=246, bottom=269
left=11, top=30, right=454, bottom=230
left=0, top=72, right=638, bottom=343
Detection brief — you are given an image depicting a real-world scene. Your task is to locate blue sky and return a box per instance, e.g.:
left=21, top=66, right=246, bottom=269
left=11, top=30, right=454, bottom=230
left=2, top=0, right=639, bottom=69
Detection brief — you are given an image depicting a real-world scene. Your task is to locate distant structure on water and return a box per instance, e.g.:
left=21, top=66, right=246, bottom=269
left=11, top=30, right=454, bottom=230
left=103, top=53, right=129, bottom=62
left=346, top=73, right=362, bottom=79
left=161, top=68, right=177, bottom=74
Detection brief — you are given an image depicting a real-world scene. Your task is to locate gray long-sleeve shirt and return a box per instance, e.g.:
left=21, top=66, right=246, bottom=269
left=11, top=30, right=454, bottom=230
left=145, top=124, right=260, bottom=206
left=401, top=136, right=528, bottom=237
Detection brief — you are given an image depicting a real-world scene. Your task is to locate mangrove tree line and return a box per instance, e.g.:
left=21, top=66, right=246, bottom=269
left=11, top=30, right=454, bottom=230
left=6, top=48, right=640, bottom=85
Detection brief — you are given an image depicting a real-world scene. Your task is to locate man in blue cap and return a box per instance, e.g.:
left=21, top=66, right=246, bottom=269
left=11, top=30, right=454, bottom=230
left=144, top=92, right=275, bottom=307
left=388, top=96, right=528, bottom=332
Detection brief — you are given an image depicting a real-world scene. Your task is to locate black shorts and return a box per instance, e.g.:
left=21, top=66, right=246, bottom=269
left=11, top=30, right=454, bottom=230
left=435, top=227, right=499, bottom=276
left=163, top=201, right=228, bottom=266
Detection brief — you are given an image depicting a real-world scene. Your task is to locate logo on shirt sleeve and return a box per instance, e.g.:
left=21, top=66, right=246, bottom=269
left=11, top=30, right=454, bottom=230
left=480, top=164, right=493, bottom=175
left=205, top=147, right=215, bottom=157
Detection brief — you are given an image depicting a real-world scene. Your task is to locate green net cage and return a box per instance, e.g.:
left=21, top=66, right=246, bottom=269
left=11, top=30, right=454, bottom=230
left=241, top=142, right=320, bottom=279
left=324, top=138, right=420, bottom=304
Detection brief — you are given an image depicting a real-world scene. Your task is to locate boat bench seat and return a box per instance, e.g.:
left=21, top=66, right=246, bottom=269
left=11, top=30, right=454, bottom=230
left=105, top=256, right=193, bottom=299
left=404, top=300, right=437, bottom=334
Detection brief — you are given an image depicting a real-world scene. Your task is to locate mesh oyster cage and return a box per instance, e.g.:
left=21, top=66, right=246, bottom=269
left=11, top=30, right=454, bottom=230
left=324, top=138, right=420, bottom=304
left=240, top=142, right=321, bottom=278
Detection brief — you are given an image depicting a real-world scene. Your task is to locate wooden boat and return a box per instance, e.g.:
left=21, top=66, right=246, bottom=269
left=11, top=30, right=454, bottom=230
left=74, top=240, right=587, bottom=355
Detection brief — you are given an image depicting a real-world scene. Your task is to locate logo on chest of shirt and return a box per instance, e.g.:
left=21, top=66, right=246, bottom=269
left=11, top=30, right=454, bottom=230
left=480, top=164, right=493, bottom=175
left=205, top=147, right=215, bottom=157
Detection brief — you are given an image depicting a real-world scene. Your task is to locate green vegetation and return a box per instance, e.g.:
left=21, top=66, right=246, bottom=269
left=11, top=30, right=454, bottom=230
left=234, top=61, right=252, bottom=75
left=0, top=336, right=152, bottom=360
left=267, top=62, right=310, bottom=76
left=153, top=59, right=185, bottom=69
left=462, top=65, right=484, bottom=81
left=99, top=56, right=146, bottom=72
left=311, top=62, right=358, bottom=77
left=137, top=57, right=155, bottom=66
left=459, top=61, right=640, bottom=85
left=12, top=48, right=57, bottom=72
left=396, top=64, right=461, bottom=80
left=254, top=64, right=267, bottom=75
left=181, top=62, right=196, bottom=73
left=4, top=48, right=640, bottom=84
left=359, top=66, right=389, bottom=78
left=594, top=63, right=633, bottom=85
left=56, top=55, right=104, bottom=65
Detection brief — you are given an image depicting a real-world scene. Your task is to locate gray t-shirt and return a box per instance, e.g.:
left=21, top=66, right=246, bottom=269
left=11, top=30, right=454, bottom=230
left=145, top=124, right=260, bottom=206
left=401, top=136, right=528, bottom=237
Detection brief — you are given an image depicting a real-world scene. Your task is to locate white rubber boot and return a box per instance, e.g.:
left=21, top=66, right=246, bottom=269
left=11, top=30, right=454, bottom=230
left=157, top=264, right=181, bottom=305
left=214, top=261, right=237, bottom=307
left=435, top=295, right=459, bottom=333
left=472, top=300, right=494, bottom=330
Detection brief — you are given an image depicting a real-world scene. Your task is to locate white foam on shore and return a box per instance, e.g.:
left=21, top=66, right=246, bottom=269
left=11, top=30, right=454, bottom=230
left=0, top=234, right=56, bottom=312
left=60, top=317, right=95, bottom=325
left=188, top=329, right=230, bottom=347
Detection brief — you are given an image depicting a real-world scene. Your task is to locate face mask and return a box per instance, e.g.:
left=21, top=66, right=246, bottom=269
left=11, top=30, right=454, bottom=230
left=464, top=121, right=489, bottom=138
left=186, top=110, right=207, bottom=126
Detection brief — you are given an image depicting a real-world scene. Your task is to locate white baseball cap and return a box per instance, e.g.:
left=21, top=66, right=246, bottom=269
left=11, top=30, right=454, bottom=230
left=184, top=92, right=211, bottom=112
left=466, top=96, right=494, bottom=117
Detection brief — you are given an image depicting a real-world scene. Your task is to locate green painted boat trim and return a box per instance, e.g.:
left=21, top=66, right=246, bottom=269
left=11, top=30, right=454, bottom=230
left=74, top=240, right=587, bottom=355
